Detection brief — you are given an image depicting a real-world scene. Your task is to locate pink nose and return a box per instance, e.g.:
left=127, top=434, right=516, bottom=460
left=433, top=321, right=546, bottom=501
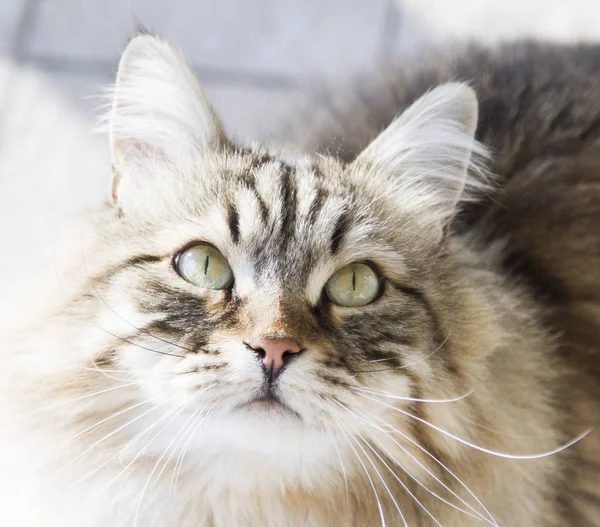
left=245, top=338, right=302, bottom=373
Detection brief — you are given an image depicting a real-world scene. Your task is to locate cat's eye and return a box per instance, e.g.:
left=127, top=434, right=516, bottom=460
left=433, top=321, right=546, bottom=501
left=324, top=263, right=381, bottom=307
left=175, top=244, right=233, bottom=290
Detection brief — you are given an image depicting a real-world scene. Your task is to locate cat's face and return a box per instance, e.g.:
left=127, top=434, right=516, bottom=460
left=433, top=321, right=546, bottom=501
left=75, top=35, right=489, bottom=482
left=107, top=151, right=436, bottom=429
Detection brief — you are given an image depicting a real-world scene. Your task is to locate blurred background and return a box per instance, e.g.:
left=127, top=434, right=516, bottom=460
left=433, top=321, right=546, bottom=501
left=1, top=0, right=600, bottom=310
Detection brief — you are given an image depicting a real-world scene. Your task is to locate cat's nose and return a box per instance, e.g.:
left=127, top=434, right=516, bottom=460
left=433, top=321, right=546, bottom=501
left=245, top=338, right=302, bottom=376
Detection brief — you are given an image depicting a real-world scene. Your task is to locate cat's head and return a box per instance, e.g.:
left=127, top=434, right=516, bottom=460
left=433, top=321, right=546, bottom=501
left=71, top=35, right=497, bottom=485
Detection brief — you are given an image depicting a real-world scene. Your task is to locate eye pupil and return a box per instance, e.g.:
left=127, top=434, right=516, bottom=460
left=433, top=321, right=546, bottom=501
left=176, top=244, right=233, bottom=290
left=324, top=262, right=380, bottom=307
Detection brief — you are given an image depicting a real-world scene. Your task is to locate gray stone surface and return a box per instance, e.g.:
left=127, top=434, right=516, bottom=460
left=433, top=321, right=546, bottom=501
left=0, top=0, right=24, bottom=53
left=26, top=0, right=389, bottom=79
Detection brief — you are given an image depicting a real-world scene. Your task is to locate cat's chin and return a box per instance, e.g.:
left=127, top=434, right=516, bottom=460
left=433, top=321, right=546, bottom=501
left=128, top=400, right=339, bottom=491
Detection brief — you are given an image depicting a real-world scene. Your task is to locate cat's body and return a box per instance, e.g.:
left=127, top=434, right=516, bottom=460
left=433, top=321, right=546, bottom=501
left=1, top=38, right=599, bottom=526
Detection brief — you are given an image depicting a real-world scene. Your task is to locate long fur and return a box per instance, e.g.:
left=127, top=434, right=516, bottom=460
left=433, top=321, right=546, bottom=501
left=1, top=36, right=599, bottom=526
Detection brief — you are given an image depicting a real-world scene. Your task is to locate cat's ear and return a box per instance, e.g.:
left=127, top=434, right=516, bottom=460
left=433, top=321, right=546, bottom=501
left=109, top=34, right=229, bottom=209
left=350, top=82, right=486, bottom=241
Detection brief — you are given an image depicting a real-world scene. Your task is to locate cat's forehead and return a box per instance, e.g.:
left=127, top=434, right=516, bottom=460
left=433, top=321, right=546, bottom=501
left=206, top=149, right=348, bottom=204
left=203, top=151, right=360, bottom=256
left=155, top=149, right=400, bottom=295
left=193, top=150, right=359, bottom=251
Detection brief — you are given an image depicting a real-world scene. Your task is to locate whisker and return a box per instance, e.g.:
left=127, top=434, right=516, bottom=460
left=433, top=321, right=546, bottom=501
left=66, top=401, right=171, bottom=491
left=352, top=335, right=449, bottom=374
left=352, top=386, right=474, bottom=404
left=331, top=415, right=387, bottom=527
left=335, top=414, right=409, bottom=527
left=369, top=357, right=397, bottom=363
left=329, top=427, right=350, bottom=509
left=102, top=404, right=186, bottom=490
left=170, top=408, right=208, bottom=491
left=76, top=362, right=133, bottom=383
left=357, top=392, right=593, bottom=460
left=71, top=362, right=191, bottom=377
left=31, top=382, right=138, bottom=416
left=58, top=401, right=167, bottom=473
left=150, top=387, right=212, bottom=494
left=338, top=407, right=433, bottom=527
left=172, top=402, right=218, bottom=494
left=133, top=407, right=204, bottom=526
left=348, top=405, right=496, bottom=525
left=367, top=411, right=498, bottom=526
left=302, top=508, right=310, bottom=527
left=80, top=228, right=192, bottom=356
left=151, top=408, right=202, bottom=492
left=63, top=397, right=154, bottom=444
left=360, top=431, right=443, bottom=527
left=98, top=326, right=187, bottom=358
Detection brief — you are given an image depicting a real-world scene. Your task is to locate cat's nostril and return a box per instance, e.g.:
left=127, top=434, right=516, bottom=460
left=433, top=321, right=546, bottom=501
left=244, top=342, right=266, bottom=359
left=244, top=337, right=303, bottom=373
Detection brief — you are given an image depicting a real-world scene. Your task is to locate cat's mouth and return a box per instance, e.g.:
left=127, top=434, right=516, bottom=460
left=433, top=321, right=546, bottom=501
left=235, top=393, right=300, bottom=419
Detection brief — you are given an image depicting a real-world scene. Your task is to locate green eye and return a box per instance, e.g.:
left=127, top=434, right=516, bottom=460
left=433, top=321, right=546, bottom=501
left=324, top=263, right=381, bottom=307
left=176, top=244, right=233, bottom=290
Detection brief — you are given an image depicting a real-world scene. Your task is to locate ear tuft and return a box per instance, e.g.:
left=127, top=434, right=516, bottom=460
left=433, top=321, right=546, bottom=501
left=109, top=34, right=228, bottom=195
left=352, top=82, right=490, bottom=240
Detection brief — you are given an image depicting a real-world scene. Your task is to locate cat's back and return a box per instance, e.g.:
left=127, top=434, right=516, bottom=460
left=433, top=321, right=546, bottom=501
left=296, top=41, right=600, bottom=166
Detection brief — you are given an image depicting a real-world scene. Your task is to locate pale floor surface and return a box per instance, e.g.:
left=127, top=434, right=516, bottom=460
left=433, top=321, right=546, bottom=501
left=1, top=0, right=600, bottom=306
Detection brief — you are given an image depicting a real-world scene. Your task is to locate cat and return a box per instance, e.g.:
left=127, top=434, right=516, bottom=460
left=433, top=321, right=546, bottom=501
left=1, top=34, right=599, bottom=526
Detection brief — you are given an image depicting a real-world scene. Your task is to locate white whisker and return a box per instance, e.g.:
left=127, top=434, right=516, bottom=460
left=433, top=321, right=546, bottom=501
left=172, top=402, right=218, bottom=494
left=170, top=409, right=206, bottom=492
left=330, top=427, right=350, bottom=508
left=103, top=404, right=186, bottom=490
left=32, top=382, right=138, bottom=416
left=63, top=397, right=154, bottom=445
left=58, top=401, right=166, bottom=473
left=353, top=386, right=474, bottom=404
left=357, top=391, right=592, bottom=460
left=75, top=363, right=133, bottom=383
left=349, top=406, right=496, bottom=525
left=338, top=406, right=435, bottom=527
left=67, top=401, right=170, bottom=490
left=358, top=335, right=450, bottom=373
left=133, top=405, right=203, bottom=526
left=151, top=389, right=213, bottom=494
left=336, top=410, right=409, bottom=527
left=331, top=415, right=387, bottom=527
left=153, top=408, right=201, bottom=491
left=367, top=411, right=498, bottom=526
left=369, top=357, right=397, bottom=363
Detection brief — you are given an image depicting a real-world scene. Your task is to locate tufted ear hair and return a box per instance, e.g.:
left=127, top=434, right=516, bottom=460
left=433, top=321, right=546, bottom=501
left=350, top=82, right=489, bottom=241
left=108, top=34, right=229, bottom=213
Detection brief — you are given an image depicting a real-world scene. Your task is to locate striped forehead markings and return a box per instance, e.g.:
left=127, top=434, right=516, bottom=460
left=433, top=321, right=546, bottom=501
left=331, top=210, right=351, bottom=254
left=226, top=155, right=348, bottom=258
left=304, top=162, right=329, bottom=228
left=278, top=160, right=298, bottom=253
left=226, top=162, right=271, bottom=244
left=226, top=200, right=240, bottom=244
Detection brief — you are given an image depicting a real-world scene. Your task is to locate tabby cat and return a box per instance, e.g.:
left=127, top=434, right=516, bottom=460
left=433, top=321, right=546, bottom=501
left=1, top=35, right=599, bottom=526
